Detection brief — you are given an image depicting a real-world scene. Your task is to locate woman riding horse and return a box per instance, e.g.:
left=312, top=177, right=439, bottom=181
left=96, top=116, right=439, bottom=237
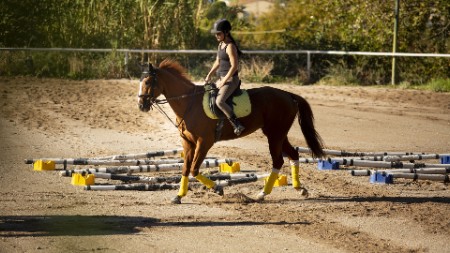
left=139, top=60, right=324, bottom=204
left=205, top=19, right=245, bottom=136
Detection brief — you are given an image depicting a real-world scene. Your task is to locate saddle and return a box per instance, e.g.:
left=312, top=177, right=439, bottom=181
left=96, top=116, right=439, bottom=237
left=203, top=82, right=251, bottom=120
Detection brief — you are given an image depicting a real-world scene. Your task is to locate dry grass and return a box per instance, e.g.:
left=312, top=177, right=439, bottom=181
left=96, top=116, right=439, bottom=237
left=239, top=57, right=273, bottom=82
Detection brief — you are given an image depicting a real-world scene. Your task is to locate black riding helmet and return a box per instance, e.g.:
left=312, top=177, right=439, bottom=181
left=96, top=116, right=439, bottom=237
left=210, top=19, right=232, bottom=34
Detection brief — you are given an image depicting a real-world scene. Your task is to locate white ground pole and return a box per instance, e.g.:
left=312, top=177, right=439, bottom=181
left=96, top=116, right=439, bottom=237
left=56, top=158, right=236, bottom=174
left=295, top=146, right=424, bottom=157
left=110, top=148, right=184, bottom=160
left=351, top=167, right=450, bottom=176
left=355, top=171, right=450, bottom=183
left=26, top=158, right=235, bottom=168
left=299, top=157, right=450, bottom=169
left=83, top=173, right=270, bottom=191
left=62, top=172, right=269, bottom=184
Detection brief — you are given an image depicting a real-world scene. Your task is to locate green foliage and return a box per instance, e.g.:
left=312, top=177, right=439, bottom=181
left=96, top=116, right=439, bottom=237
left=247, top=0, right=449, bottom=85
left=425, top=78, right=450, bottom=92
left=0, top=0, right=448, bottom=86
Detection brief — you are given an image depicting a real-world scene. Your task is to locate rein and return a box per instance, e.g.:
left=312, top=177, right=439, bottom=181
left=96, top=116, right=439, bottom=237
left=140, top=65, right=216, bottom=129
left=153, top=86, right=202, bottom=129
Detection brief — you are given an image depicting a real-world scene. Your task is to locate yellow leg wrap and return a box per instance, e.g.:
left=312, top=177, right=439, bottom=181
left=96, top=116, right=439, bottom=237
left=263, top=169, right=279, bottom=195
left=177, top=176, right=189, bottom=197
left=195, top=174, right=215, bottom=189
left=291, top=165, right=301, bottom=189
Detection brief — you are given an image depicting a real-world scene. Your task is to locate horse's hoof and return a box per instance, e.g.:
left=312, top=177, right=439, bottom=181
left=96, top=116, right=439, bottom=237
left=256, top=191, right=266, bottom=201
left=171, top=195, right=182, bottom=204
left=298, top=187, right=309, bottom=197
left=213, top=185, right=224, bottom=196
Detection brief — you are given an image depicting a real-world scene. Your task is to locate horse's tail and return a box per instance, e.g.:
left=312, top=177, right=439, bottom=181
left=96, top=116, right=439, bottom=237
left=292, top=94, right=325, bottom=158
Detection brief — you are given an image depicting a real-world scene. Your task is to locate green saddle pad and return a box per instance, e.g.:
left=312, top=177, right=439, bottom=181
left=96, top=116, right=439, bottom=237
left=203, top=89, right=252, bottom=119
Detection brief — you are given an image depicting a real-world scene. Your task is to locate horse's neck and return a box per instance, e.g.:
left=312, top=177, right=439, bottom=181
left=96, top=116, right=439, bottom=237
left=160, top=73, right=197, bottom=117
left=162, top=74, right=196, bottom=98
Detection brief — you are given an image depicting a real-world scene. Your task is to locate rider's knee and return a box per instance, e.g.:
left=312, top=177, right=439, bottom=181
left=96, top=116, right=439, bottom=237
left=216, top=98, right=226, bottom=109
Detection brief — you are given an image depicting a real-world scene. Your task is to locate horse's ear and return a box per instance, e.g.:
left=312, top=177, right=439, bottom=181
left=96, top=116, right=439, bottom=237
left=148, top=63, right=154, bottom=72
left=140, top=63, right=149, bottom=73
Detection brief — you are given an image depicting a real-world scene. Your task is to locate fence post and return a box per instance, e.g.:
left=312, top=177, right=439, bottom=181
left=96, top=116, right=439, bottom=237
left=306, top=51, right=311, bottom=83
left=391, top=0, right=400, bottom=85
left=124, top=51, right=129, bottom=75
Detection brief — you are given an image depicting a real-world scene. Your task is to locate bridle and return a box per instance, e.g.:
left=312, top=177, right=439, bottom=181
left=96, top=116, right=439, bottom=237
left=138, top=64, right=159, bottom=110
left=138, top=64, right=213, bottom=129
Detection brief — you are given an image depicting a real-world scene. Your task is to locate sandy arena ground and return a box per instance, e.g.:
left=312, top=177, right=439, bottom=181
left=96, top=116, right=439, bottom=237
left=0, top=76, right=449, bottom=253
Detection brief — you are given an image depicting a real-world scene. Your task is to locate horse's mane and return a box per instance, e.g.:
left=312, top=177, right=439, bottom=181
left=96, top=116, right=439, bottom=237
left=159, top=59, right=192, bottom=83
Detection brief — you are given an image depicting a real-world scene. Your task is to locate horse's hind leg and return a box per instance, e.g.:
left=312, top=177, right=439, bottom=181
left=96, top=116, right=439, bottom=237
left=190, top=140, right=223, bottom=196
left=282, top=138, right=302, bottom=190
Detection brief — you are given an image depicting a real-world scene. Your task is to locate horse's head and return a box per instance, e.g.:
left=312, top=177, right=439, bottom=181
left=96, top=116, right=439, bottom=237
left=137, top=64, right=161, bottom=112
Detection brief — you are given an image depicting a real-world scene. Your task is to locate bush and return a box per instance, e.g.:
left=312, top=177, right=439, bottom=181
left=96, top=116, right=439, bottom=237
left=425, top=78, right=450, bottom=92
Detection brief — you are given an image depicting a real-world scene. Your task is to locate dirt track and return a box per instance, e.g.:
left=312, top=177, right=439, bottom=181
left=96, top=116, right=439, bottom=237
left=1, top=76, right=449, bottom=253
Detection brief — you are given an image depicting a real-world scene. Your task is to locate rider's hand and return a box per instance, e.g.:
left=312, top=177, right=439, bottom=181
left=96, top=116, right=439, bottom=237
left=216, top=80, right=224, bottom=88
left=204, top=74, right=211, bottom=83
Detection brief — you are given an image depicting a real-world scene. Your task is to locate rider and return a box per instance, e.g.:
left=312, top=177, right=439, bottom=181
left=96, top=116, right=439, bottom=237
left=205, top=19, right=245, bottom=136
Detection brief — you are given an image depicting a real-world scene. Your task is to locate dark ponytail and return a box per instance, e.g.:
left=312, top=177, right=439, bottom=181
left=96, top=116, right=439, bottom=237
left=228, top=33, right=243, bottom=56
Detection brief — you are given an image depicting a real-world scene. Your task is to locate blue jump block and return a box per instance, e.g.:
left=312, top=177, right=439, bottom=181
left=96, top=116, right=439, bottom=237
left=440, top=155, right=450, bottom=164
left=370, top=172, right=393, bottom=184
left=317, top=160, right=340, bottom=170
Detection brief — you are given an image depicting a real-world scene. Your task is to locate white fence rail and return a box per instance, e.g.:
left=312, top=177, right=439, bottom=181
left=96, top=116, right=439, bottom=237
left=1, top=47, right=449, bottom=81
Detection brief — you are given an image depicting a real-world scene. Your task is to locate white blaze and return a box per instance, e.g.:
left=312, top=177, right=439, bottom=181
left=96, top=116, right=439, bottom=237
left=138, top=81, right=144, bottom=103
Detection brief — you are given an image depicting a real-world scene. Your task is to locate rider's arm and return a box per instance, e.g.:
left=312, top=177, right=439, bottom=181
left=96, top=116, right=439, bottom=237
left=205, top=56, right=220, bottom=82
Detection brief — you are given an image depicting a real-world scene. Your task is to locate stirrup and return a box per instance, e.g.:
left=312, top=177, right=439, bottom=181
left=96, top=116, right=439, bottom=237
left=229, top=116, right=245, bottom=136
left=234, top=125, right=245, bottom=136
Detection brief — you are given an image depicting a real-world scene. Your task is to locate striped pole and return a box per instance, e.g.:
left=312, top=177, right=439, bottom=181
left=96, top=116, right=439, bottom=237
left=216, top=174, right=269, bottom=187
left=295, top=147, right=424, bottom=157
left=83, top=174, right=269, bottom=191
left=25, top=158, right=184, bottom=166
left=111, top=148, right=184, bottom=160
left=75, top=148, right=184, bottom=160
left=383, top=154, right=449, bottom=162
left=351, top=167, right=450, bottom=176
left=61, top=171, right=267, bottom=183
left=58, top=159, right=235, bottom=174
left=26, top=158, right=235, bottom=169
left=390, top=173, right=449, bottom=183
left=84, top=183, right=180, bottom=191
left=299, top=157, right=450, bottom=169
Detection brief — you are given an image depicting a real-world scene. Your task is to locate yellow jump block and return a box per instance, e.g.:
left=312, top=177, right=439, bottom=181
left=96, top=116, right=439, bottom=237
left=219, top=162, right=241, bottom=173
left=265, top=174, right=288, bottom=187
left=71, top=173, right=95, bottom=186
left=33, top=160, right=56, bottom=171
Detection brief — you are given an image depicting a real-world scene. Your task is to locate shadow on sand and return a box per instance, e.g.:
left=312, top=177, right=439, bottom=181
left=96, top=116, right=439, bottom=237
left=0, top=215, right=309, bottom=237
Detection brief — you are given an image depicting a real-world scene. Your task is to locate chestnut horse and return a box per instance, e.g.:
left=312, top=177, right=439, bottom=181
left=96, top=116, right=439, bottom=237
left=138, top=59, right=324, bottom=204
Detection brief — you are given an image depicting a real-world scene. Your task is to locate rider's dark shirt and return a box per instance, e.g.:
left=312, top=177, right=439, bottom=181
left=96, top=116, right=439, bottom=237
left=217, top=42, right=238, bottom=78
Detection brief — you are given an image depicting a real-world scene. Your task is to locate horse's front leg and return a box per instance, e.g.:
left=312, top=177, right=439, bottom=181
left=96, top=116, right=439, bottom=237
left=171, top=138, right=221, bottom=204
left=171, top=138, right=195, bottom=204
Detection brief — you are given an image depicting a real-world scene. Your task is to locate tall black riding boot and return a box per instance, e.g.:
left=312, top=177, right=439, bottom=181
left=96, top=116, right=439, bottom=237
left=228, top=115, right=245, bottom=136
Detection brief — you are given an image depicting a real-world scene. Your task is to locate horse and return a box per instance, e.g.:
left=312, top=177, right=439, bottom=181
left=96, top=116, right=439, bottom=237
left=137, top=59, right=324, bottom=204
